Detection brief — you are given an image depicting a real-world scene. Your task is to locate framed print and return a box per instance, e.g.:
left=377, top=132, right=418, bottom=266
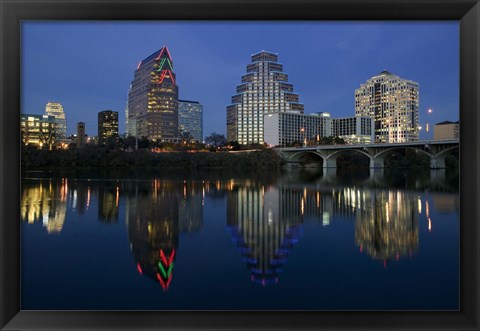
left=1, top=0, right=479, bottom=330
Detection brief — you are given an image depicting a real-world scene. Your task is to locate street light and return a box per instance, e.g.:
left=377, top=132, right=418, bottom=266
left=426, top=108, right=433, bottom=134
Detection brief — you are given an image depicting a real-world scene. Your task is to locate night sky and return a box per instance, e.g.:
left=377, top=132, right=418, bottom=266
left=22, top=21, right=459, bottom=139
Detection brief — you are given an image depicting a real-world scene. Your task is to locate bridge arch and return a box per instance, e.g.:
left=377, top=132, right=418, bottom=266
left=285, top=151, right=324, bottom=164
left=370, top=146, right=432, bottom=168
left=325, top=149, right=371, bottom=161
left=429, top=145, right=459, bottom=169
left=434, top=145, right=459, bottom=158
left=322, top=149, right=371, bottom=169
left=374, top=146, right=433, bottom=160
left=276, top=141, right=459, bottom=169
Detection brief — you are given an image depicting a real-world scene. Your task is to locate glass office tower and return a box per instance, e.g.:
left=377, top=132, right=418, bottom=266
left=98, top=110, right=118, bottom=146
left=128, top=46, right=179, bottom=141
left=227, top=51, right=304, bottom=145
left=178, top=100, right=203, bottom=143
left=355, top=70, right=419, bottom=143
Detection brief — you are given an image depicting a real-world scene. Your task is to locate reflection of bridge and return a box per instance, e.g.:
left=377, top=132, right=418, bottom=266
left=277, top=140, right=459, bottom=170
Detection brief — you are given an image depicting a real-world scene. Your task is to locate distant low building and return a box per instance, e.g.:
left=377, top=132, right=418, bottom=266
left=434, top=121, right=459, bottom=140
left=263, top=112, right=374, bottom=147
left=21, top=114, right=58, bottom=149
left=264, top=112, right=331, bottom=147
left=332, top=116, right=375, bottom=144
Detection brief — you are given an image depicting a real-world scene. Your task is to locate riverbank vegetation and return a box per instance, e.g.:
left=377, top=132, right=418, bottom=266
left=22, top=135, right=459, bottom=170
left=21, top=144, right=283, bottom=170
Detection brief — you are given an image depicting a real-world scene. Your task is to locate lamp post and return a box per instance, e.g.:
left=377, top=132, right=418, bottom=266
left=426, top=108, right=433, bottom=139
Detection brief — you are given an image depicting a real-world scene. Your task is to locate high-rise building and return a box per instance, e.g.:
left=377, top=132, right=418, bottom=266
left=126, top=91, right=137, bottom=138
left=178, top=100, right=203, bottom=142
left=227, top=51, right=304, bottom=145
left=98, top=110, right=118, bottom=146
left=355, top=71, right=419, bottom=143
left=77, top=122, right=86, bottom=147
left=128, top=46, right=179, bottom=141
left=20, top=114, right=58, bottom=149
left=45, top=102, right=67, bottom=140
left=125, top=99, right=134, bottom=136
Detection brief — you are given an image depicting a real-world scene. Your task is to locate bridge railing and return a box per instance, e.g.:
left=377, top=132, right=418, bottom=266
left=276, top=139, right=459, bottom=151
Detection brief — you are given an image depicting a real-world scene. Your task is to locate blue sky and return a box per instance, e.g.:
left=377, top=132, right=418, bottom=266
left=22, top=21, right=459, bottom=139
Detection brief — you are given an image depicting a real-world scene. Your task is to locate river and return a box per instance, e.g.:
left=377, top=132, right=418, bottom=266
left=20, top=168, right=459, bottom=310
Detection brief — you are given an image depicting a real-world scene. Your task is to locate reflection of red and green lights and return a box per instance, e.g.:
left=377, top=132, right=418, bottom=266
left=135, top=249, right=176, bottom=291
left=156, top=249, right=175, bottom=291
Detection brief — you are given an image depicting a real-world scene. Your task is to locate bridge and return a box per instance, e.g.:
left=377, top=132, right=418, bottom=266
left=276, top=140, right=459, bottom=170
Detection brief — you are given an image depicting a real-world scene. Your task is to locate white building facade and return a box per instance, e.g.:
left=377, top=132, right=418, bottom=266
left=264, top=112, right=374, bottom=147
left=264, top=112, right=331, bottom=147
left=332, top=116, right=374, bottom=144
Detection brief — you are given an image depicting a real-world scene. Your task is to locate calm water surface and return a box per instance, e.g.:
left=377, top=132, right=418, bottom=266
left=21, top=168, right=459, bottom=310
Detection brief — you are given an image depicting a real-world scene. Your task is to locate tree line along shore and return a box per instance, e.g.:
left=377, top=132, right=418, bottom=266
left=21, top=143, right=458, bottom=170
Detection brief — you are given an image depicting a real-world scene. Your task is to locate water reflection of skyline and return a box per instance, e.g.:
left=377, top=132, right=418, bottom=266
left=21, top=179, right=69, bottom=233
left=125, top=180, right=206, bottom=290
left=227, top=182, right=302, bottom=286
left=21, top=173, right=459, bottom=288
left=126, top=181, right=179, bottom=291
left=354, top=190, right=419, bottom=264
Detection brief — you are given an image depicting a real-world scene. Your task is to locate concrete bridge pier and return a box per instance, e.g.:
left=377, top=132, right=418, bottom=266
left=430, top=156, right=446, bottom=169
left=323, top=157, right=337, bottom=172
left=370, top=156, right=385, bottom=169
left=322, top=167, right=337, bottom=180
left=369, top=167, right=385, bottom=183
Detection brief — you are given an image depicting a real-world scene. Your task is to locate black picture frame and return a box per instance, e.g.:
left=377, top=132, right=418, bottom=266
left=1, top=0, right=479, bottom=330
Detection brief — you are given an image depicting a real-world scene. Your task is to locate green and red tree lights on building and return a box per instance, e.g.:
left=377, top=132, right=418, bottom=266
left=155, top=47, right=175, bottom=85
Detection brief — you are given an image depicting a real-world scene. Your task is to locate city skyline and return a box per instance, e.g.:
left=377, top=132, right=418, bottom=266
left=22, top=21, right=459, bottom=139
